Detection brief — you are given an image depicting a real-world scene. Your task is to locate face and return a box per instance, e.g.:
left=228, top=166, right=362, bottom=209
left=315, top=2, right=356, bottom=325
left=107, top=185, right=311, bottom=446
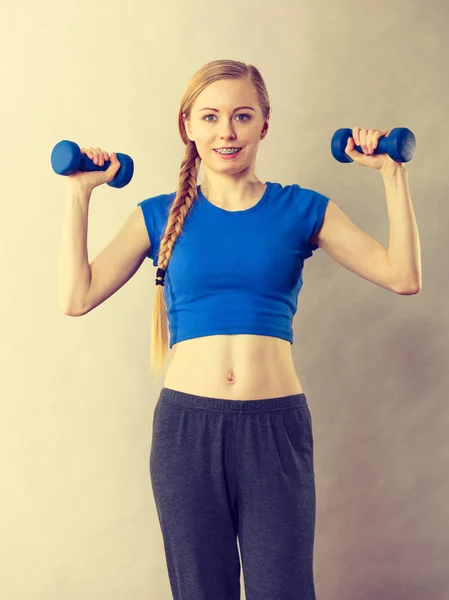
left=182, top=78, right=269, bottom=172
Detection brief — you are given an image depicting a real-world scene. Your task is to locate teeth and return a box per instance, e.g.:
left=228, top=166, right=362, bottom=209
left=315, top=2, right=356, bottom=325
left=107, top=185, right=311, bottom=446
left=216, top=148, right=241, bottom=154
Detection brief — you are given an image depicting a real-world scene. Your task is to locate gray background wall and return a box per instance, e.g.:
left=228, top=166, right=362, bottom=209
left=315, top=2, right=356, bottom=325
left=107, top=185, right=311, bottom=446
left=1, top=0, right=447, bottom=598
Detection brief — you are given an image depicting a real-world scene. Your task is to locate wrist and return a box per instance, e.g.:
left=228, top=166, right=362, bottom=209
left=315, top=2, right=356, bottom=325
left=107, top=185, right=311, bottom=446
left=66, top=181, right=93, bottom=202
left=380, top=163, right=406, bottom=179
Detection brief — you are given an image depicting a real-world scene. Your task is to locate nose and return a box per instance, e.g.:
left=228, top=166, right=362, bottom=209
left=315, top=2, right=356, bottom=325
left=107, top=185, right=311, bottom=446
left=219, top=121, right=237, bottom=139
left=219, top=134, right=238, bottom=144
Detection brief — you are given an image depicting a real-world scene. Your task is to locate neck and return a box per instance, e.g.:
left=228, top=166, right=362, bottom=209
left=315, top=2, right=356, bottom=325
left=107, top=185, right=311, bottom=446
left=200, top=179, right=262, bottom=205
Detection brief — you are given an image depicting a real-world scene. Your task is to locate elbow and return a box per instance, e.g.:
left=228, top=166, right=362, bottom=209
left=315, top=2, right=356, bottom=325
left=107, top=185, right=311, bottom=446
left=392, top=269, right=422, bottom=295
left=61, top=305, right=86, bottom=316
left=60, top=294, right=88, bottom=316
left=396, top=282, right=421, bottom=295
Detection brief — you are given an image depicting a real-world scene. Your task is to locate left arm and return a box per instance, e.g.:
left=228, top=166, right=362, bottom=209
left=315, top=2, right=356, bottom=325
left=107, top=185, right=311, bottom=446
left=311, top=165, right=421, bottom=295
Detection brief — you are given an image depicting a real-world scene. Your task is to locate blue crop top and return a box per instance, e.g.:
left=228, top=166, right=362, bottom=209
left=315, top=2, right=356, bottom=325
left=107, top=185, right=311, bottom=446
left=137, top=181, right=330, bottom=349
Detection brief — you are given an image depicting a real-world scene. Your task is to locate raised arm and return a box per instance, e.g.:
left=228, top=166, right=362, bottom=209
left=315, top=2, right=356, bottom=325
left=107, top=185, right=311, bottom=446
left=59, top=182, right=150, bottom=316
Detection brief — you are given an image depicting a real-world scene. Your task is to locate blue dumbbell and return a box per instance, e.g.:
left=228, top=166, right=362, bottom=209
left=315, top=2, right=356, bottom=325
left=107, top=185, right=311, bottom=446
left=50, top=140, right=134, bottom=188
left=331, top=127, right=416, bottom=164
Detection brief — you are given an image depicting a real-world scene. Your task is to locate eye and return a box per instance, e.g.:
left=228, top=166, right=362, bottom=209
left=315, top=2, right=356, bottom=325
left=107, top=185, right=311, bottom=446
left=203, top=114, right=251, bottom=122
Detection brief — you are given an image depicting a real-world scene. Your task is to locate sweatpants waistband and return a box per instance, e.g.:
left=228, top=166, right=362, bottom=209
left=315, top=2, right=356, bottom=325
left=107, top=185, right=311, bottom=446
left=159, top=387, right=308, bottom=413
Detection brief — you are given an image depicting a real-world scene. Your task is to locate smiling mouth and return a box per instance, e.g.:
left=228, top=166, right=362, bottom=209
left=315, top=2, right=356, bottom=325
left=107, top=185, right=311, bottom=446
left=213, top=148, right=243, bottom=155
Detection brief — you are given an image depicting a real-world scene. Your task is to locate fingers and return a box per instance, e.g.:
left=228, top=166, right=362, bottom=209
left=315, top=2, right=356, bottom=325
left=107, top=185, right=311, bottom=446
left=352, top=128, right=378, bottom=154
left=371, top=131, right=381, bottom=153
left=359, top=129, right=368, bottom=153
left=92, top=147, right=109, bottom=166
left=81, top=147, right=110, bottom=165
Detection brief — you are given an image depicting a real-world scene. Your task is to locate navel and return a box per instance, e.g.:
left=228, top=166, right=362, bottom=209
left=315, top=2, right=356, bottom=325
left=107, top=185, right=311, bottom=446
left=227, top=370, right=236, bottom=384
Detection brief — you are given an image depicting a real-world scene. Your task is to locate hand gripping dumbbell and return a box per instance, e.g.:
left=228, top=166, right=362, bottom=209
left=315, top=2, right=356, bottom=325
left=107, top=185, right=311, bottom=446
left=50, top=140, right=134, bottom=188
left=331, top=127, right=416, bottom=164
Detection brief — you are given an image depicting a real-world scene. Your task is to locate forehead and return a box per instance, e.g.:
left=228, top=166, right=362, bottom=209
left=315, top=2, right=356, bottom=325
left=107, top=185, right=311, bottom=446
left=193, top=78, right=257, bottom=111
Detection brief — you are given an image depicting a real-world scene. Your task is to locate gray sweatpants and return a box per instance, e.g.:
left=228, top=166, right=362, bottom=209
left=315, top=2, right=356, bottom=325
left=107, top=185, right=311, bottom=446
left=150, top=387, right=316, bottom=600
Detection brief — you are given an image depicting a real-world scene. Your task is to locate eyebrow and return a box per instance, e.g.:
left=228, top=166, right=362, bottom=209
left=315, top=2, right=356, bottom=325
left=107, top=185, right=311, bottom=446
left=199, top=106, right=256, bottom=112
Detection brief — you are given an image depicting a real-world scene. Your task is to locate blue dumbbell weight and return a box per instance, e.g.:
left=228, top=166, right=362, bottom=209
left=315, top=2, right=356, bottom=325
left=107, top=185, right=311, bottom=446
left=331, top=127, right=416, bottom=164
left=50, top=140, right=134, bottom=188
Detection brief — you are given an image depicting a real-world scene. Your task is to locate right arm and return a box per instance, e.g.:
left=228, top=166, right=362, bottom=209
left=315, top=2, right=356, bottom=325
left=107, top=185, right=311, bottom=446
left=59, top=182, right=151, bottom=316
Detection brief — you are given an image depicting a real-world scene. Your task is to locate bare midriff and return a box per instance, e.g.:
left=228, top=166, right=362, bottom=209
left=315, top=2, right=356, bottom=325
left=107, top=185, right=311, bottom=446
left=163, top=334, right=304, bottom=401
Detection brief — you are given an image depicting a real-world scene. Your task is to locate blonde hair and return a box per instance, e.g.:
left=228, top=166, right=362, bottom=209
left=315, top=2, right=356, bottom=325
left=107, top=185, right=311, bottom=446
left=150, top=59, right=271, bottom=382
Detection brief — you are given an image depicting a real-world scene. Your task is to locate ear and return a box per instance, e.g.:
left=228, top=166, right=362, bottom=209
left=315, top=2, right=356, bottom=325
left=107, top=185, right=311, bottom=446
left=261, top=115, right=270, bottom=139
left=183, top=113, right=194, bottom=142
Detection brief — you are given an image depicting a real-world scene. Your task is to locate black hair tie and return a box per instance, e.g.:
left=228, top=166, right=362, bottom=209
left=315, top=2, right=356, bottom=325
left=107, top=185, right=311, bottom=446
left=155, top=267, right=166, bottom=287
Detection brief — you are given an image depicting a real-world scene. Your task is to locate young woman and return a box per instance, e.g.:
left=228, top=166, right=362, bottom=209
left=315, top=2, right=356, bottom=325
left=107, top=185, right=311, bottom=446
left=60, top=59, right=420, bottom=600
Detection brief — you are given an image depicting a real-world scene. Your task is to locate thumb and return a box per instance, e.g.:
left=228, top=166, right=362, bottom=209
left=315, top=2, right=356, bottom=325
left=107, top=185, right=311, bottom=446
left=109, top=152, right=121, bottom=169
left=345, top=136, right=357, bottom=156
left=345, top=136, right=360, bottom=158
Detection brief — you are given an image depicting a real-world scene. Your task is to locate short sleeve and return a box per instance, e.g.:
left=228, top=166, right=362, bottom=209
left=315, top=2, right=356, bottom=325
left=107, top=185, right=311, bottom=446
left=137, top=199, right=156, bottom=261
left=296, top=186, right=330, bottom=259
left=136, top=192, right=175, bottom=265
